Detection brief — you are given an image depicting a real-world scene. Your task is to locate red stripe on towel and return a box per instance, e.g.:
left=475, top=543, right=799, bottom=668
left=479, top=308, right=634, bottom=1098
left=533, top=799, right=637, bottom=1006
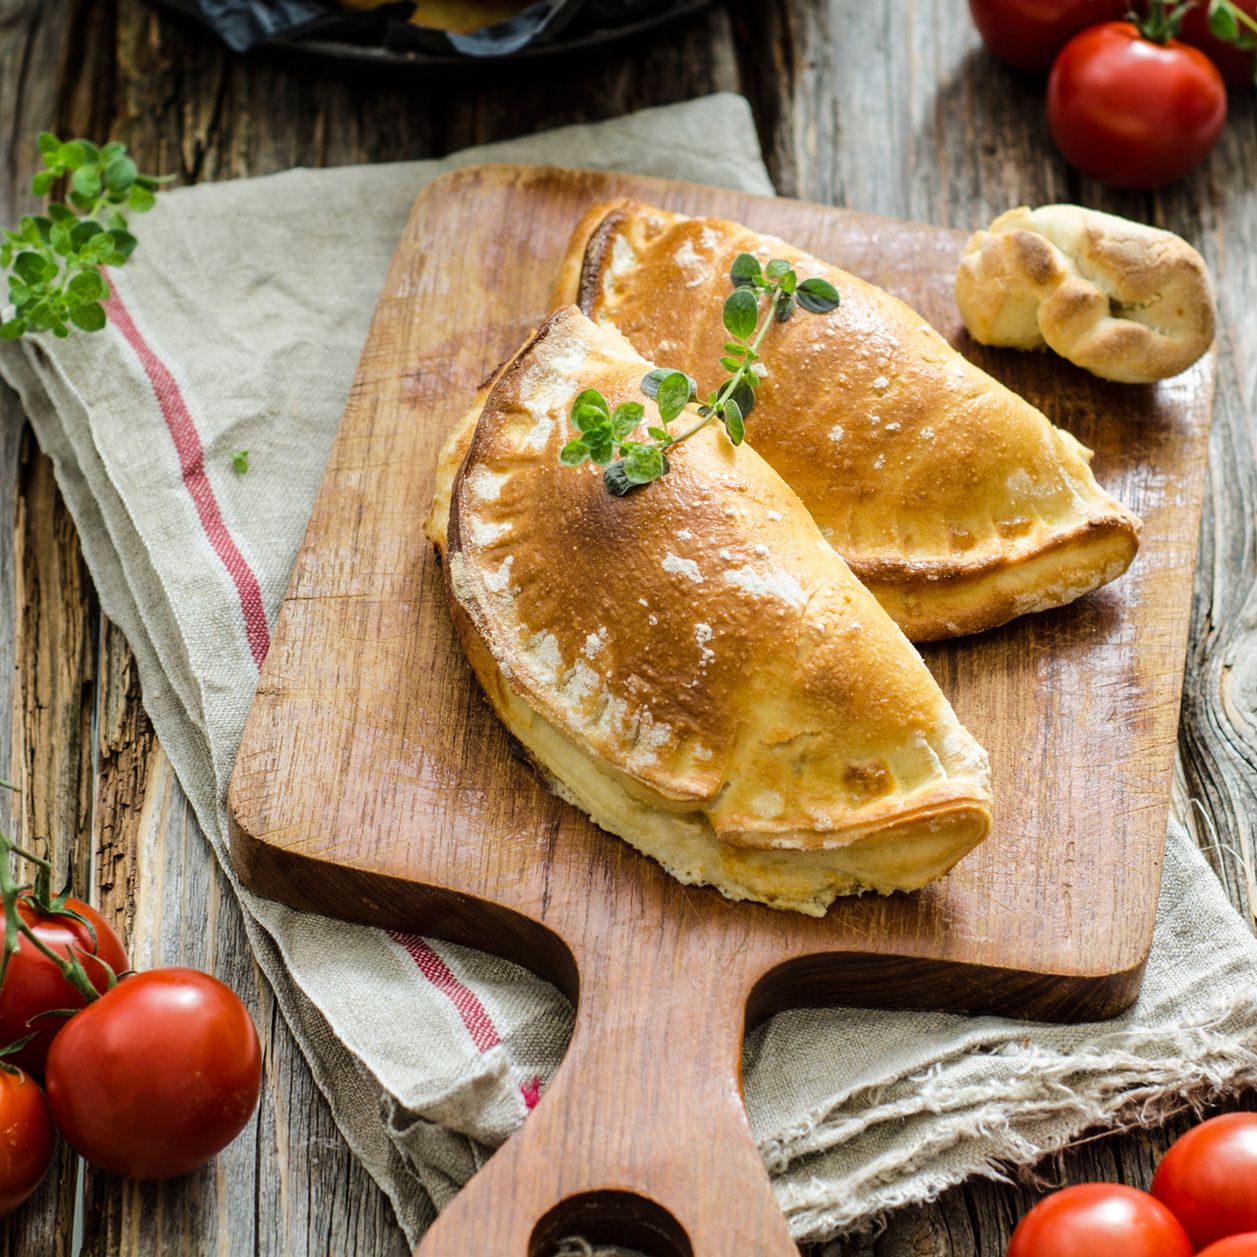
left=105, top=287, right=271, bottom=668
left=387, top=931, right=502, bottom=1053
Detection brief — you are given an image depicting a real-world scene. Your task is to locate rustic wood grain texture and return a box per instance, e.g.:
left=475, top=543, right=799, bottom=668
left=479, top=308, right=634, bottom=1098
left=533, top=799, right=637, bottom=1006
left=227, top=163, right=1215, bottom=1254
left=0, top=0, right=1252, bottom=1253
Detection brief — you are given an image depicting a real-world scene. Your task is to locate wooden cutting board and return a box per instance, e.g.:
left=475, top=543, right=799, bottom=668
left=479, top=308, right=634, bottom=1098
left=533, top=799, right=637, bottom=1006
left=228, top=165, right=1215, bottom=1256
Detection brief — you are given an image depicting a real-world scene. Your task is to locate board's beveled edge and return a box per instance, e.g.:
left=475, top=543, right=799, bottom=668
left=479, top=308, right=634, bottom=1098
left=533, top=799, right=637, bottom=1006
left=227, top=793, right=1150, bottom=1025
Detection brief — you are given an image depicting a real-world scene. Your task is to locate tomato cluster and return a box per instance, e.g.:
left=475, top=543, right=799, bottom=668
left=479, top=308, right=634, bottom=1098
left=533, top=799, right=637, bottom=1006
left=1007, top=1112, right=1257, bottom=1256
left=0, top=884, right=261, bottom=1218
left=970, top=0, right=1255, bottom=188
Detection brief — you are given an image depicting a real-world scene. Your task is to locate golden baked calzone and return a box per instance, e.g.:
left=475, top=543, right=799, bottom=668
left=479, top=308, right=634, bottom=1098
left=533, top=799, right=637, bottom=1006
left=551, top=201, right=1142, bottom=642
left=426, top=307, right=992, bottom=915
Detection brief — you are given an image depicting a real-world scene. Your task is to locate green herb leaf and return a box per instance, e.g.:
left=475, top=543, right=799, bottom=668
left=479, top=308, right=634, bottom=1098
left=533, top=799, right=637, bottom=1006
left=647, top=426, right=670, bottom=442
left=68, top=302, right=106, bottom=332
left=67, top=270, right=107, bottom=304
left=610, top=401, right=644, bottom=440
left=655, top=370, right=693, bottom=423
left=26, top=299, right=56, bottom=331
left=775, top=294, right=796, bottom=323
left=58, top=142, right=88, bottom=170
left=640, top=367, right=697, bottom=402
left=13, top=252, right=52, bottom=286
left=49, top=222, right=73, bottom=255
left=0, top=319, right=25, bottom=340
left=730, top=252, right=762, bottom=288
left=622, top=442, right=667, bottom=484
left=559, top=438, right=591, bottom=466
left=105, top=230, right=137, bottom=262
left=796, top=276, right=841, bottom=313
left=30, top=171, right=54, bottom=197
left=126, top=184, right=155, bottom=214
left=583, top=427, right=615, bottom=465
left=723, top=398, right=745, bottom=445
left=70, top=220, right=102, bottom=251
left=37, top=132, right=60, bottom=158
left=71, top=164, right=101, bottom=201
left=765, top=258, right=791, bottom=281
left=571, top=404, right=608, bottom=434
left=573, top=384, right=610, bottom=419
left=104, top=155, right=137, bottom=198
left=723, top=287, right=758, bottom=340
left=232, top=450, right=250, bottom=474
left=718, top=378, right=756, bottom=419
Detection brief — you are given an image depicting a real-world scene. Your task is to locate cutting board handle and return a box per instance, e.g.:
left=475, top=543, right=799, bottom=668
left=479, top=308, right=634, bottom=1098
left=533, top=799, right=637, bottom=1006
left=413, top=944, right=796, bottom=1256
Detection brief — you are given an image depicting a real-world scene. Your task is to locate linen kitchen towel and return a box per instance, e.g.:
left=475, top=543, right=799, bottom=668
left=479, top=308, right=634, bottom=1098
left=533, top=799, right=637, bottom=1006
left=1, top=93, right=1254, bottom=1247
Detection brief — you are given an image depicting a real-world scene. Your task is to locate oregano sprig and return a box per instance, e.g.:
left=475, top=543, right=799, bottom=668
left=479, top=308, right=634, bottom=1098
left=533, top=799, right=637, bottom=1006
left=560, top=253, right=839, bottom=495
left=0, top=133, right=170, bottom=342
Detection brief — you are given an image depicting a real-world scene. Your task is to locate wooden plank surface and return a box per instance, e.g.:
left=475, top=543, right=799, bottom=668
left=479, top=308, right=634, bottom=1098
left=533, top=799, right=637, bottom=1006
left=0, top=0, right=1252, bottom=1254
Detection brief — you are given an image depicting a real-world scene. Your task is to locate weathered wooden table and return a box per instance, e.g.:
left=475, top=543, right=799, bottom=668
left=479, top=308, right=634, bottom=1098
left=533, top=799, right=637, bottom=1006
left=0, top=2, right=1253, bottom=1254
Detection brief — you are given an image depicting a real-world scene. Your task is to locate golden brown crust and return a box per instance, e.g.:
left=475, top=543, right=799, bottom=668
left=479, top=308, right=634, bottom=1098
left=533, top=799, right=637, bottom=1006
left=956, top=205, right=1216, bottom=384
left=436, top=308, right=992, bottom=910
left=552, top=201, right=1141, bottom=641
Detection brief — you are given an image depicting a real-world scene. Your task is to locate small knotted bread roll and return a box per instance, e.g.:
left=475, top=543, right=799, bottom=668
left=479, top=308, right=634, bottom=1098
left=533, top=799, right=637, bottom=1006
left=956, top=205, right=1215, bottom=384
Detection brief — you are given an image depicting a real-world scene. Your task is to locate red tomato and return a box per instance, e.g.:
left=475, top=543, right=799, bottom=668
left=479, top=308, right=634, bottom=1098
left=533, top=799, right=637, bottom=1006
left=44, top=968, right=261, bottom=1179
left=0, top=1066, right=54, bottom=1217
left=969, top=0, right=1127, bottom=73
left=1198, top=1237, right=1257, bottom=1257
left=1007, top=1183, right=1193, bottom=1257
left=1047, top=23, right=1228, bottom=188
left=1179, top=0, right=1257, bottom=85
left=0, top=893, right=128, bottom=1076
left=1151, top=1113, right=1257, bottom=1249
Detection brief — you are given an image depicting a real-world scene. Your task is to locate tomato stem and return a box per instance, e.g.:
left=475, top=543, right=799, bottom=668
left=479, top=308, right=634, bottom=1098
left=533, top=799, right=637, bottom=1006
left=0, top=827, right=104, bottom=1006
left=1134, top=0, right=1192, bottom=40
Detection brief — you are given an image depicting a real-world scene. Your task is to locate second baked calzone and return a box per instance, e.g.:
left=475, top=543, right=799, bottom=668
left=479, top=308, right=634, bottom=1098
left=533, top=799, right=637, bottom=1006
left=552, top=201, right=1142, bottom=641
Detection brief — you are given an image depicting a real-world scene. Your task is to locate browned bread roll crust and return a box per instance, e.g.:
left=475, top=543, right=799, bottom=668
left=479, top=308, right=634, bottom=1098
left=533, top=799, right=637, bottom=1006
left=427, top=307, right=992, bottom=914
left=956, top=205, right=1216, bottom=384
left=552, top=200, right=1141, bottom=642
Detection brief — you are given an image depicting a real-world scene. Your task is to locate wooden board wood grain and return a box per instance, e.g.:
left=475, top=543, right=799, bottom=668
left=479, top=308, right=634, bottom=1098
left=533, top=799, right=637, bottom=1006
left=228, top=164, right=1215, bottom=1256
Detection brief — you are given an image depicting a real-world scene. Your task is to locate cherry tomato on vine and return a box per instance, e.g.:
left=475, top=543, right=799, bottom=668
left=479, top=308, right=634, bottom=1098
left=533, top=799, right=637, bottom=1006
left=1006, top=1183, right=1193, bottom=1257
left=45, top=967, right=261, bottom=1179
left=0, top=1065, right=54, bottom=1217
left=0, top=892, right=128, bottom=1076
left=1151, top=1113, right=1257, bottom=1249
left=1180, top=0, right=1257, bottom=85
left=1047, top=22, right=1227, bottom=188
left=1198, top=1237, right=1257, bottom=1257
left=968, top=0, right=1126, bottom=73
